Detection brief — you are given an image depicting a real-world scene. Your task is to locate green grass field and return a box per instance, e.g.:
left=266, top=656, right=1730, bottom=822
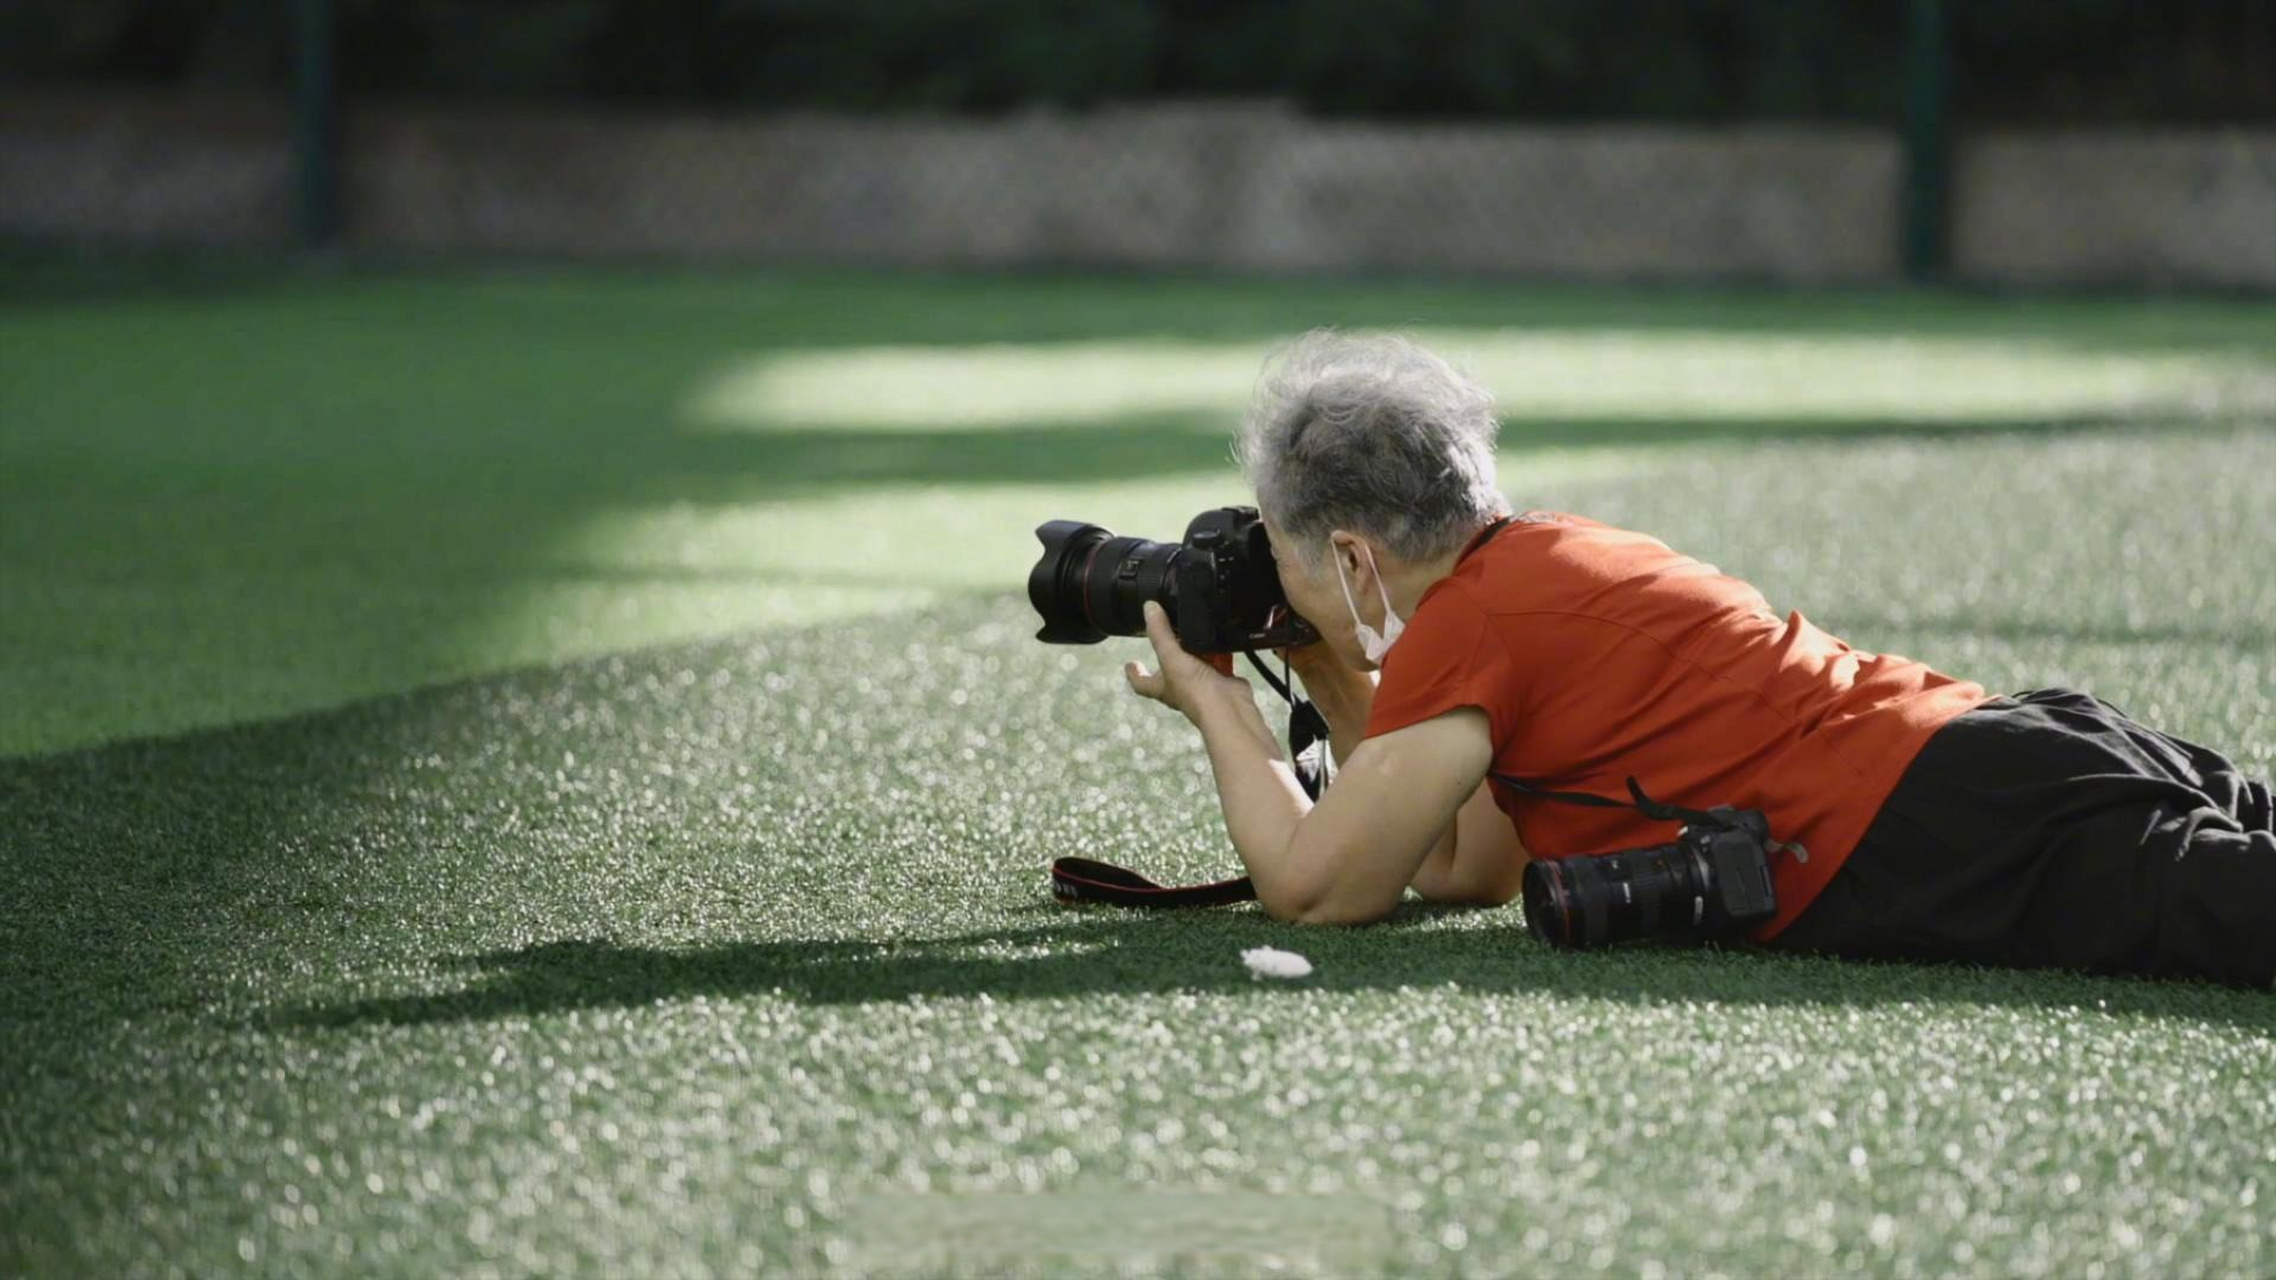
left=4, top=257, right=2275, bottom=1276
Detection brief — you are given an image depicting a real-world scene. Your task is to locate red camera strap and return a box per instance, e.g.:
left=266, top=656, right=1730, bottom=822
left=1049, top=857, right=1259, bottom=909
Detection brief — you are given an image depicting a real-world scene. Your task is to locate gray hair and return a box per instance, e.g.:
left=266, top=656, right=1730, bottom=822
left=1236, top=330, right=1509, bottom=566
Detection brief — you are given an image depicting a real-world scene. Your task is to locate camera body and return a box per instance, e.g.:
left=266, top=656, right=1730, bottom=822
left=1521, top=805, right=1779, bottom=949
left=1030, top=505, right=1320, bottom=654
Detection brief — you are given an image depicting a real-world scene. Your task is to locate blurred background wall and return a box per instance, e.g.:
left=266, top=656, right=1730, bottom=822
left=3, top=0, right=2272, bottom=288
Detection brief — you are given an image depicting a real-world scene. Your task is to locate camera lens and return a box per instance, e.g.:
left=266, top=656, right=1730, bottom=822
left=1523, top=842, right=1712, bottom=949
left=1028, top=520, right=1182, bottom=644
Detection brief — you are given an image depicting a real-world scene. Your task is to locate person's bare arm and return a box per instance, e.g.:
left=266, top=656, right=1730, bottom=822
left=1126, top=602, right=1502, bottom=924
left=1289, top=648, right=1530, bottom=906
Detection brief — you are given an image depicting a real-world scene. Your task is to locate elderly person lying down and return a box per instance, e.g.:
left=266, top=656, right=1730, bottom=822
left=1112, top=331, right=2275, bottom=986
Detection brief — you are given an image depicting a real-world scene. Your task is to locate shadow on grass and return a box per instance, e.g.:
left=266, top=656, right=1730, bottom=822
left=10, top=254, right=2276, bottom=359
left=274, top=915, right=2276, bottom=1033
left=0, top=247, right=355, bottom=310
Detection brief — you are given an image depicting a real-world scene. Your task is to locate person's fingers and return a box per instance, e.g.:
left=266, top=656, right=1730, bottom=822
left=1123, top=659, right=1166, bottom=702
left=1142, top=598, right=1173, bottom=639
left=1141, top=600, right=1180, bottom=666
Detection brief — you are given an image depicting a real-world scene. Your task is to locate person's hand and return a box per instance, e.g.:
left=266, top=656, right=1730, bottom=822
left=1124, top=601, right=1250, bottom=723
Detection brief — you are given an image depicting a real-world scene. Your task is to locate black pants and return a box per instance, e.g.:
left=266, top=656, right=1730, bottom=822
left=1773, top=688, right=2276, bottom=987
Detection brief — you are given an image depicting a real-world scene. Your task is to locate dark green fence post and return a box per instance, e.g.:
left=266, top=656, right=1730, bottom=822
left=291, top=0, right=339, bottom=248
left=1900, top=0, right=1951, bottom=281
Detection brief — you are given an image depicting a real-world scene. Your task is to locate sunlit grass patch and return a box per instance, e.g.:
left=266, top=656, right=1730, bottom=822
left=688, top=330, right=2275, bottom=433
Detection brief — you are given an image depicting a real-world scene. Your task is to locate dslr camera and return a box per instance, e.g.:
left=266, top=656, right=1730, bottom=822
left=1520, top=802, right=1779, bottom=948
left=1028, top=506, right=1319, bottom=654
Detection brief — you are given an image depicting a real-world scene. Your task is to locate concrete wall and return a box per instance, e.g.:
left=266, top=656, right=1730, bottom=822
left=1954, top=131, right=2276, bottom=290
left=0, top=89, right=294, bottom=245
left=346, top=102, right=1900, bottom=281
left=3, top=88, right=2272, bottom=288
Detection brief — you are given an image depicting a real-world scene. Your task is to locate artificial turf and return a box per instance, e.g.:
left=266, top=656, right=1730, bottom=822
left=3, top=259, right=2275, bottom=1275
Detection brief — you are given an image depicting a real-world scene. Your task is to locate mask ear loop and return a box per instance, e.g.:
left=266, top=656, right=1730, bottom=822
left=1360, top=542, right=1404, bottom=654
left=1333, top=539, right=1401, bottom=662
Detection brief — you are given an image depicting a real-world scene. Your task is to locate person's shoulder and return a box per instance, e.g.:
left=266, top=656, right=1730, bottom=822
left=1456, top=509, right=1614, bottom=580
left=1412, top=572, right=1493, bottom=630
left=1376, top=577, right=1496, bottom=693
left=1512, top=509, right=1592, bottom=528
left=1471, top=510, right=1625, bottom=553
left=1504, top=510, right=1645, bottom=539
left=1479, top=510, right=1674, bottom=566
left=1456, top=510, right=1689, bottom=621
left=1396, top=570, right=1498, bottom=660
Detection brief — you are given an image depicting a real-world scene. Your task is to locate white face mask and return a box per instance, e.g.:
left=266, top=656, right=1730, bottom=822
left=1332, top=540, right=1405, bottom=663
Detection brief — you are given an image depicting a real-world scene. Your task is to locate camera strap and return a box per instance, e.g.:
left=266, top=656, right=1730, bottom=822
left=1488, top=774, right=1726, bottom=829
left=1050, top=856, right=1260, bottom=908
left=1494, top=774, right=1799, bottom=862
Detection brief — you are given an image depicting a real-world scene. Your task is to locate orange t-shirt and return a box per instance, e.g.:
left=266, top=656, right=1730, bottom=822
left=1361, top=512, right=1995, bottom=939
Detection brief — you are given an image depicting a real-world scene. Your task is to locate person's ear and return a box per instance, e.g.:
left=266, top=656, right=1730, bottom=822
left=1328, top=530, right=1365, bottom=579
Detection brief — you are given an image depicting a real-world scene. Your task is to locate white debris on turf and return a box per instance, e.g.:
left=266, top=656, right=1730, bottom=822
left=1241, top=946, right=1314, bottom=980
